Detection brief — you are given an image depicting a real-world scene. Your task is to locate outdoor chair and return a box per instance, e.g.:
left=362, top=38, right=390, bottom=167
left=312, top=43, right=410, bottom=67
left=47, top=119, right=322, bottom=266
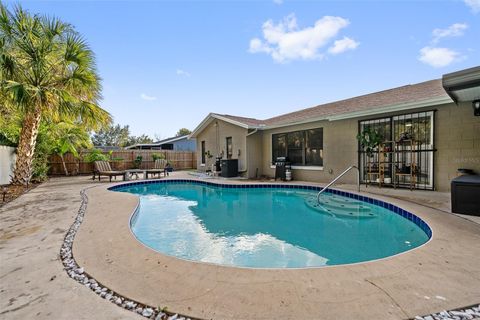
left=94, top=161, right=126, bottom=182
left=145, top=159, right=170, bottom=179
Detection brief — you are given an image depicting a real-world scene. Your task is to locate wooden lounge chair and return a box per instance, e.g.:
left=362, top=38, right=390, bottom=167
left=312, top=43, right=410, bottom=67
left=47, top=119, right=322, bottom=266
left=146, top=159, right=170, bottom=179
left=94, top=161, right=126, bottom=182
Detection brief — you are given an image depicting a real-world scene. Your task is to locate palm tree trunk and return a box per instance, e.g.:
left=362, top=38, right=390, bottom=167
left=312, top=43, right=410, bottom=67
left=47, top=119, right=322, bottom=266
left=60, top=154, right=69, bottom=176
left=11, top=107, right=42, bottom=185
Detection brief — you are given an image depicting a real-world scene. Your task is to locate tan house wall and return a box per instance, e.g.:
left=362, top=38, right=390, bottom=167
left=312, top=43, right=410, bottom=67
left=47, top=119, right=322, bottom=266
left=246, top=131, right=264, bottom=179
left=260, top=102, right=480, bottom=191
left=434, top=101, right=480, bottom=191
left=261, top=120, right=358, bottom=184
left=194, top=102, right=479, bottom=191
left=195, top=119, right=248, bottom=172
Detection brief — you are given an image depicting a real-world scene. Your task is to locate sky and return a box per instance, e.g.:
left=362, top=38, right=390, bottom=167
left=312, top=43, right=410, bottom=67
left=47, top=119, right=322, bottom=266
left=6, top=0, right=480, bottom=139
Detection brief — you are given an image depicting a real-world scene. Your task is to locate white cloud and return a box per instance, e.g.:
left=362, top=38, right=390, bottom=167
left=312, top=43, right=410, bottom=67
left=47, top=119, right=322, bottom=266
left=328, top=36, right=359, bottom=54
left=432, top=23, right=468, bottom=43
left=464, top=0, right=480, bottom=13
left=273, top=0, right=283, bottom=4
left=176, top=69, right=191, bottom=77
left=249, top=14, right=357, bottom=63
left=418, top=46, right=459, bottom=68
left=140, top=93, right=157, bottom=101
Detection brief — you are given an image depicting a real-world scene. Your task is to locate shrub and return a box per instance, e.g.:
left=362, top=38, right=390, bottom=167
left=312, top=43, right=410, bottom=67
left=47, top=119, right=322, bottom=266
left=84, top=149, right=109, bottom=162
left=152, top=153, right=165, bottom=161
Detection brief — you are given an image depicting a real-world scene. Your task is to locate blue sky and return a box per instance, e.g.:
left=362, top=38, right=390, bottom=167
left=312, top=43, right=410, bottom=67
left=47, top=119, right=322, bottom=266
left=8, top=0, right=480, bottom=138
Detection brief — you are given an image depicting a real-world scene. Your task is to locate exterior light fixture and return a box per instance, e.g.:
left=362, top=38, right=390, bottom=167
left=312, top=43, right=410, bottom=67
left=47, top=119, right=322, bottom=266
left=473, top=100, right=480, bottom=116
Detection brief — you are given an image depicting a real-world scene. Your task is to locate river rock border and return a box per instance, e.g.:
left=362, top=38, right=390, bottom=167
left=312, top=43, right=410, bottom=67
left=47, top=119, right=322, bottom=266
left=60, top=188, right=196, bottom=320
left=415, top=304, right=480, bottom=320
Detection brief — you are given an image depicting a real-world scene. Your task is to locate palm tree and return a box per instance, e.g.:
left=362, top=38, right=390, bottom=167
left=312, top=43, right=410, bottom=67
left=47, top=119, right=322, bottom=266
left=0, top=4, right=111, bottom=184
left=52, top=122, right=92, bottom=176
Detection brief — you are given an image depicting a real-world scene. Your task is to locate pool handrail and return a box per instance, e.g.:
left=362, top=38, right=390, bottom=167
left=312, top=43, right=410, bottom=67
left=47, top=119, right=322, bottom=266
left=317, top=166, right=360, bottom=203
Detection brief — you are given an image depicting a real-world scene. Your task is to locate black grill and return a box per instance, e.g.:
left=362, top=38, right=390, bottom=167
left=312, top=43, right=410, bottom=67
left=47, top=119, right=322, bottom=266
left=275, top=157, right=291, bottom=181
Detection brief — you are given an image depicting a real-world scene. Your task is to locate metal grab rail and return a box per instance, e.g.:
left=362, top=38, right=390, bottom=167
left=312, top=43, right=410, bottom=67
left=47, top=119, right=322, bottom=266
left=317, top=166, right=360, bottom=203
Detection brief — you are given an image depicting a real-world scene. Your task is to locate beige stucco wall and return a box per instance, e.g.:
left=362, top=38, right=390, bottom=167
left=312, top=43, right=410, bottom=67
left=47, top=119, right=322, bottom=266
left=260, top=102, right=480, bottom=191
left=261, top=120, right=358, bottom=184
left=434, top=101, right=480, bottom=191
left=246, top=131, right=264, bottom=178
left=195, top=119, right=248, bottom=172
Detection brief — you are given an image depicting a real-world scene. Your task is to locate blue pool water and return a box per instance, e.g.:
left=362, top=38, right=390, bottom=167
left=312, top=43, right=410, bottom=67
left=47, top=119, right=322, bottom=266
left=115, top=181, right=430, bottom=268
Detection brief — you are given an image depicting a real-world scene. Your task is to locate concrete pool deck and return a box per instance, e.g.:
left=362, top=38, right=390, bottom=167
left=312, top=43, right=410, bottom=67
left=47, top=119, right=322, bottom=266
left=0, top=177, right=142, bottom=320
left=1, top=173, right=479, bottom=319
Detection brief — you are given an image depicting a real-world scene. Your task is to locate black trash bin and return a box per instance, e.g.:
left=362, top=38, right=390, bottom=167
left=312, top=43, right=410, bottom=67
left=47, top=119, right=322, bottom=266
left=451, top=174, right=480, bottom=216
left=221, top=159, right=238, bottom=178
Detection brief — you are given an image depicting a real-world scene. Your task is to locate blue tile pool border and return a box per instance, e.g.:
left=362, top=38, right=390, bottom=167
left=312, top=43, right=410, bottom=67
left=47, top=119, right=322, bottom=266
left=109, top=179, right=432, bottom=239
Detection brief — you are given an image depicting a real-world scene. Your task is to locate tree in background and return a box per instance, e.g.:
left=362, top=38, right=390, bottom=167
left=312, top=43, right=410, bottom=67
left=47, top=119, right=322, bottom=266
left=176, top=128, right=192, bottom=137
left=91, top=124, right=130, bottom=147
left=92, top=124, right=153, bottom=147
left=0, top=4, right=111, bottom=184
left=125, top=134, right=153, bottom=146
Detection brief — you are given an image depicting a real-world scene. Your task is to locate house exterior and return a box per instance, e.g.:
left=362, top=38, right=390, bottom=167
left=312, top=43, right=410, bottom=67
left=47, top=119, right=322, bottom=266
left=125, top=135, right=196, bottom=151
left=190, top=66, right=480, bottom=192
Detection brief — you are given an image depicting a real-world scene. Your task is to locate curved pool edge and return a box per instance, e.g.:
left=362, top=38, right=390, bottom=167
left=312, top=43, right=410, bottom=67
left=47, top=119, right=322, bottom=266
left=71, top=177, right=480, bottom=320
left=109, top=179, right=433, bottom=264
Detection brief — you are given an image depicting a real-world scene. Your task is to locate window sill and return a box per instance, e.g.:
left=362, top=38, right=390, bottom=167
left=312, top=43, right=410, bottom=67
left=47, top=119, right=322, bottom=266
left=200, top=164, right=206, bottom=167
left=270, top=165, right=324, bottom=171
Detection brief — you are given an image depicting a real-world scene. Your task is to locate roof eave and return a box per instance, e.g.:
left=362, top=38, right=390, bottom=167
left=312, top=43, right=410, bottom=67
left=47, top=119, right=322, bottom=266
left=189, top=113, right=256, bottom=138
left=260, top=96, right=453, bottom=129
left=326, top=95, right=453, bottom=121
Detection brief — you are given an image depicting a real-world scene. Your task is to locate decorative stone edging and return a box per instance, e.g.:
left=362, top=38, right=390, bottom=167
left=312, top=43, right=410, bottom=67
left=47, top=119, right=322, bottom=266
left=415, top=304, right=480, bottom=320
left=60, top=188, right=197, bottom=320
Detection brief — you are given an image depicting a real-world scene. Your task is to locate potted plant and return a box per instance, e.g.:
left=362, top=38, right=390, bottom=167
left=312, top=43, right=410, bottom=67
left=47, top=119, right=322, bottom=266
left=357, top=129, right=382, bottom=157
left=133, top=155, right=143, bottom=169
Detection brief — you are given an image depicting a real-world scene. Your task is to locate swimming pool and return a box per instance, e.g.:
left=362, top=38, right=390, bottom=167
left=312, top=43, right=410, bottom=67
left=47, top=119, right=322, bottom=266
left=112, top=180, right=431, bottom=268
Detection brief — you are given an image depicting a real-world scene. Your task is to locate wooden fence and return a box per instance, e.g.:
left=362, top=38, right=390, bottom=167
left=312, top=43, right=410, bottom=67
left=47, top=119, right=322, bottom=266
left=48, top=150, right=197, bottom=175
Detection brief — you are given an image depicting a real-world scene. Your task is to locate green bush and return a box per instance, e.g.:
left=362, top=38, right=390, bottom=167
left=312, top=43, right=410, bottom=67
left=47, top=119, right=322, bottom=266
left=152, top=153, right=165, bottom=161
left=84, top=149, right=109, bottom=162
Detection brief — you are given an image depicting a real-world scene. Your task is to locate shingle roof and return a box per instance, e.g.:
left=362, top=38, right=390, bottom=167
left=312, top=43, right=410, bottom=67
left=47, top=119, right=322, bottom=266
left=264, top=79, right=448, bottom=126
left=214, top=79, right=450, bottom=128
left=212, top=114, right=266, bottom=127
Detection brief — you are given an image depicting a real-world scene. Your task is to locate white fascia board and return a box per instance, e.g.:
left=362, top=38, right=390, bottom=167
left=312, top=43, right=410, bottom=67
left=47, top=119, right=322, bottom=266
left=189, top=114, right=216, bottom=138
left=190, top=113, right=254, bottom=138
left=213, top=115, right=252, bottom=129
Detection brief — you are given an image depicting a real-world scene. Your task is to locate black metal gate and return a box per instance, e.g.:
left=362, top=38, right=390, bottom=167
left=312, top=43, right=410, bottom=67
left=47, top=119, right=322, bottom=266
left=358, top=111, right=435, bottom=190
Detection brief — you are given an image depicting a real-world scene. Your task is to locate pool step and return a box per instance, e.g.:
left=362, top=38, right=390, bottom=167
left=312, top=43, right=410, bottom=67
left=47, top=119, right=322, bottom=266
left=319, top=199, right=370, bottom=212
left=327, top=195, right=364, bottom=206
left=305, top=196, right=376, bottom=219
